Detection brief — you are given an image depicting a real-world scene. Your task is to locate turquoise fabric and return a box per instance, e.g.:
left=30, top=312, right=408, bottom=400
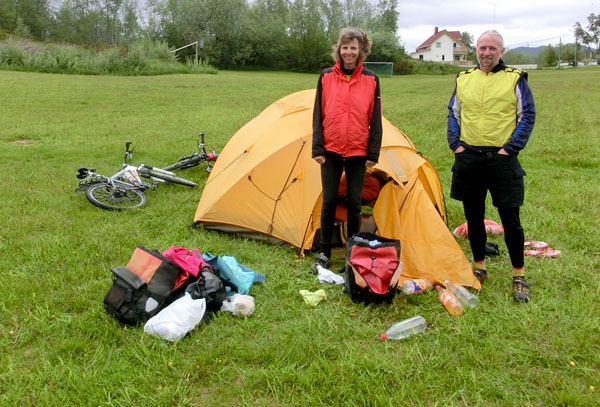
left=202, top=252, right=266, bottom=295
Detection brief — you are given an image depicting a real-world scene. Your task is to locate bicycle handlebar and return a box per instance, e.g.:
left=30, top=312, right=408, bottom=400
left=124, top=141, right=134, bottom=163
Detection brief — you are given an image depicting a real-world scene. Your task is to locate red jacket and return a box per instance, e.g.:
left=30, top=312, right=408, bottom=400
left=312, top=61, right=382, bottom=162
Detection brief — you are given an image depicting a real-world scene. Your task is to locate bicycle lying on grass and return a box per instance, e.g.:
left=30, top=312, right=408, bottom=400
left=76, top=141, right=198, bottom=210
left=163, top=133, right=219, bottom=173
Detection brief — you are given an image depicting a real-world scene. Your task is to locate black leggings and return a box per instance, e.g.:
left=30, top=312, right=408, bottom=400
left=319, top=152, right=366, bottom=257
left=463, top=201, right=524, bottom=269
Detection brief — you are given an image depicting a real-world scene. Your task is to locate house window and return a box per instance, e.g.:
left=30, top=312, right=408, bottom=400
left=455, top=55, right=460, bottom=61
left=453, top=43, right=457, bottom=47
left=442, top=55, right=445, bottom=61
left=436, top=42, right=441, bottom=48
left=419, top=55, right=423, bottom=60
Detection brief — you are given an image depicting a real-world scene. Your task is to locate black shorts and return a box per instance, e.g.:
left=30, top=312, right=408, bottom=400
left=450, top=149, right=526, bottom=208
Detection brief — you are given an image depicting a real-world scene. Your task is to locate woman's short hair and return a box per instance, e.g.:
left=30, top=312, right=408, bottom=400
left=332, top=27, right=372, bottom=63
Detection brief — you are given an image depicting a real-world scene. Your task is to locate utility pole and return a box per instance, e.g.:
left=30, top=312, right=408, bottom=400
left=557, top=37, right=562, bottom=68
left=574, top=36, right=578, bottom=67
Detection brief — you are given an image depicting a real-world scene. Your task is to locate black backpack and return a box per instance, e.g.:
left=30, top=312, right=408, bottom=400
left=344, top=232, right=402, bottom=304
left=186, top=269, right=227, bottom=314
left=104, top=245, right=183, bottom=325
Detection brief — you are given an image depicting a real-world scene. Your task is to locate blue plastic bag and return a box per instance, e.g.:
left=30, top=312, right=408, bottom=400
left=202, top=252, right=265, bottom=295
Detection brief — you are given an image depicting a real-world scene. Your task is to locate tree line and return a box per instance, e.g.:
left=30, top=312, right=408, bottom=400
left=0, top=0, right=406, bottom=71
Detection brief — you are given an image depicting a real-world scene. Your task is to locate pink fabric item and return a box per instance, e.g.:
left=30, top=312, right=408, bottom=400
left=452, top=219, right=504, bottom=238
left=162, top=246, right=212, bottom=276
left=525, top=247, right=561, bottom=258
left=524, top=239, right=549, bottom=250
left=162, top=247, right=214, bottom=290
left=452, top=223, right=469, bottom=238
left=162, top=246, right=212, bottom=277
left=524, top=239, right=560, bottom=258
left=484, top=220, right=504, bottom=235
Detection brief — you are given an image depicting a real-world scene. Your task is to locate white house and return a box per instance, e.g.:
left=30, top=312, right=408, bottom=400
left=410, top=27, right=471, bottom=65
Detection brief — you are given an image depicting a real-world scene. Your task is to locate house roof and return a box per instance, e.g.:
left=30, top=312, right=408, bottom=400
left=416, top=28, right=463, bottom=51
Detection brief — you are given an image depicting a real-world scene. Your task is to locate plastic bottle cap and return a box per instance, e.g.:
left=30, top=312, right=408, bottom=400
left=380, top=333, right=388, bottom=341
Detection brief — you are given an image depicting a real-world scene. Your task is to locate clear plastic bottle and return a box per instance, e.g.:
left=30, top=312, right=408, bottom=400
left=401, top=279, right=433, bottom=295
left=380, top=315, right=427, bottom=340
left=435, top=285, right=463, bottom=316
left=444, top=280, right=479, bottom=308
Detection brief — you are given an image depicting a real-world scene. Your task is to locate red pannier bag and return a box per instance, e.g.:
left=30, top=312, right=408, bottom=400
left=344, top=232, right=402, bottom=304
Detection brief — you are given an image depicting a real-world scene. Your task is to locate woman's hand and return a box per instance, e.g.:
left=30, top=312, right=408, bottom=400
left=366, top=160, right=376, bottom=168
left=314, top=156, right=326, bottom=165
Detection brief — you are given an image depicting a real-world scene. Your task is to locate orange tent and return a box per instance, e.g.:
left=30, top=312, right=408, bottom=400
left=194, top=89, right=479, bottom=289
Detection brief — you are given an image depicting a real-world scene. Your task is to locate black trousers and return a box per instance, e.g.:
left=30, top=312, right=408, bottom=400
left=452, top=148, right=526, bottom=269
left=319, top=152, right=366, bottom=257
left=463, top=202, right=524, bottom=268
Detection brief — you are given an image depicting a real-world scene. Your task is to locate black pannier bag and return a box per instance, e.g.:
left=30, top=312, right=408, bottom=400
left=344, top=232, right=402, bottom=304
left=104, top=245, right=183, bottom=325
left=185, top=268, right=227, bottom=314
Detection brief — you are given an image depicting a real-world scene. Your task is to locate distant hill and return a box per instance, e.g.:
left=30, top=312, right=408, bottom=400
left=508, top=44, right=596, bottom=57
left=507, top=46, right=545, bottom=56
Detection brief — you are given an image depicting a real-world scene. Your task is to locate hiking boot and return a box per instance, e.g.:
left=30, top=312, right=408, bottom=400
left=310, top=253, right=331, bottom=273
left=512, top=277, right=531, bottom=302
left=473, top=268, right=488, bottom=283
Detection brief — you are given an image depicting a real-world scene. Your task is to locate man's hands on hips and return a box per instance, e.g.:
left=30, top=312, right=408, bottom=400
left=454, top=146, right=510, bottom=155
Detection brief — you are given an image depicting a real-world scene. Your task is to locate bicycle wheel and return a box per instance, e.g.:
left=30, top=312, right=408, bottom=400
left=146, top=169, right=198, bottom=187
left=85, top=183, right=147, bottom=210
left=163, top=155, right=202, bottom=171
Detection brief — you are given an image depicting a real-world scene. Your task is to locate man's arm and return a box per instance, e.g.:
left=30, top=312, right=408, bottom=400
left=447, top=87, right=462, bottom=151
left=503, top=74, right=536, bottom=155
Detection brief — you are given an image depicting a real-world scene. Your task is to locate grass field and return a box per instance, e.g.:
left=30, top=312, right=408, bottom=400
left=1, top=67, right=599, bottom=406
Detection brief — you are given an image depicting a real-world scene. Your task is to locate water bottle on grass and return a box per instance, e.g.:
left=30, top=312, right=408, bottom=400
left=435, top=285, right=463, bottom=316
left=380, top=315, right=427, bottom=340
left=400, top=279, right=433, bottom=295
left=444, top=280, right=479, bottom=308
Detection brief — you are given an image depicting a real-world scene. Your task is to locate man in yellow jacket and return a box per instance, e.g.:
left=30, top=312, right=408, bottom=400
left=447, top=30, right=536, bottom=302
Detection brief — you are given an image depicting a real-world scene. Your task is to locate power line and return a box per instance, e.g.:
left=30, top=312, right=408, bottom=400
left=507, top=33, right=575, bottom=49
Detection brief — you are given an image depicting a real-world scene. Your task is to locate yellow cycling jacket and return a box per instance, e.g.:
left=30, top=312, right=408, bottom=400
left=447, top=62, right=536, bottom=155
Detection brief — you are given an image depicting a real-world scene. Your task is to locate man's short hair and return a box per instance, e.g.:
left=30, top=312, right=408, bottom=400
left=477, top=30, right=505, bottom=48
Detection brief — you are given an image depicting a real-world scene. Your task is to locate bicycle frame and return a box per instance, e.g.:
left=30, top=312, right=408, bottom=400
left=162, top=132, right=219, bottom=172
left=76, top=140, right=198, bottom=210
left=76, top=164, right=153, bottom=193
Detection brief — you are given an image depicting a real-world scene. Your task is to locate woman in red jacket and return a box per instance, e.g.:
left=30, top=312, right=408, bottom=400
left=311, top=27, right=383, bottom=272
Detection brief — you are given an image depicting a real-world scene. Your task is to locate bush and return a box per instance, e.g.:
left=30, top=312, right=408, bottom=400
left=390, top=57, right=464, bottom=75
left=130, top=39, right=177, bottom=63
left=186, top=57, right=219, bottom=74
left=393, top=57, right=416, bottom=75
left=0, top=41, right=26, bottom=66
left=28, top=44, right=83, bottom=73
left=409, top=59, right=464, bottom=75
left=0, top=37, right=218, bottom=76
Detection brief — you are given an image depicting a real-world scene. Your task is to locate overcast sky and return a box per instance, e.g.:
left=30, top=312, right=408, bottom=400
left=396, top=0, right=596, bottom=52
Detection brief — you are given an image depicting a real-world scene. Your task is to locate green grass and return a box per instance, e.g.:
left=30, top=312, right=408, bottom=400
left=1, top=68, right=599, bottom=406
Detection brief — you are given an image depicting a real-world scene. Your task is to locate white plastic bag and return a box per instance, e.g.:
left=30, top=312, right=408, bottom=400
left=220, top=294, right=255, bottom=316
left=143, top=293, right=206, bottom=341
